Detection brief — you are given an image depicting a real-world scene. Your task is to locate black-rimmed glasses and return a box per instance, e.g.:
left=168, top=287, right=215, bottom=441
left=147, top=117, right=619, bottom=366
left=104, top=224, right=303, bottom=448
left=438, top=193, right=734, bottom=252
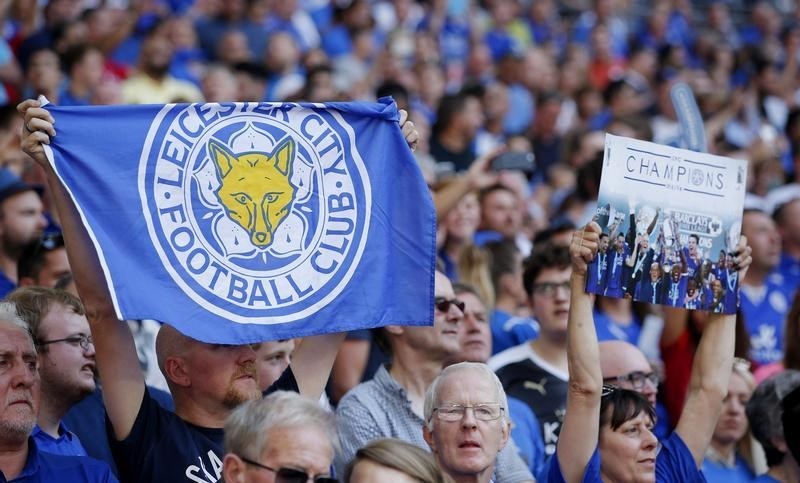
left=434, top=297, right=465, bottom=313
left=603, top=371, right=659, bottom=391
left=239, top=457, right=338, bottom=483
left=38, top=334, right=93, bottom=352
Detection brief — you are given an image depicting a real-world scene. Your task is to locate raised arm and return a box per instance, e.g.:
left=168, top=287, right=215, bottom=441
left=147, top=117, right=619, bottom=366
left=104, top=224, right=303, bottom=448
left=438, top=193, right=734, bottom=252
left=558, top=222, right=604, bottom=483
left=674, top=236, right=751, bottom=466
left=432, top=149, right=500, bottom=220
left=18, top=99, right=145, bottom=440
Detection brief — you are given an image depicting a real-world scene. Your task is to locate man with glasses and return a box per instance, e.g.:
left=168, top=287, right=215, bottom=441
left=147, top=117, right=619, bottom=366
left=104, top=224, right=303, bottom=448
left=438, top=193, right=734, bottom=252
left=335, top=270, right=534, bottom=482
left=223, top=391, right=337, bottom=483
left=423, top=362, right=511, bottom=483
left=599, top=340, right=670, bottom=438
left=7, top=286, right=96, bottom=456
left=0, top=301, right=116, bottom=482
left=489, top=243, right=572, bottom=457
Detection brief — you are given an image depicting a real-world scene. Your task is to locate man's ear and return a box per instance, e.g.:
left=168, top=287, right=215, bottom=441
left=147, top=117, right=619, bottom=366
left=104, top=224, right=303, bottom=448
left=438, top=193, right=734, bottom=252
left=223, top=454, right=247, bottom=483
left=164, top=356, right=190, bottom=387
left=423, top=425, right=437, bottom=453
left=498, top=420, right=511, bottom=453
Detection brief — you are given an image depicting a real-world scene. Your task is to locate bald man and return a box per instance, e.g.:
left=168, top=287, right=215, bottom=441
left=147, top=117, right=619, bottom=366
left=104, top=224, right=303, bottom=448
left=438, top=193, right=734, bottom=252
left=598, top=340, right=672, bottom=436
left=599, top=340, right=658, bottom=407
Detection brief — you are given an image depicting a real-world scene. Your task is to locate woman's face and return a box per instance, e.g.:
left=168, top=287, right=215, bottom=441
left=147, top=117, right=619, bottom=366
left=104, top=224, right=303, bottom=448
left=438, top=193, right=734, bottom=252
left=713, top=371, right=752, bottom=445
left=444, top=193, right=480, bottom=243
left=599, top=412, right=658, bottom=483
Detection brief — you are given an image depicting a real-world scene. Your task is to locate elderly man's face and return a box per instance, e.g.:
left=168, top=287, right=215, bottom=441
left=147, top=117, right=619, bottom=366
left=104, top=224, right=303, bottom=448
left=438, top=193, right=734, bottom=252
left=424, top=369, right=509, bottom=479
left=0, top=324, right=40, bottom=444
left=242, top=424, right=334, bottom=483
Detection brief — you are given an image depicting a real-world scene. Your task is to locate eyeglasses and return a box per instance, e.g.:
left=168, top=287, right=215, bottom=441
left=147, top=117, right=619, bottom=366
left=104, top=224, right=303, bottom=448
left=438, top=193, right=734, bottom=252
left=239, top=457, right=338, bottom=483
left=38, top=334, right=94, bottom=352
left=432, top=403, right=504, bottom=422
left=601, top=384, right=617, bottom=397
left=435, top=297, right=465, bottom=313
left=603, top=371, right=659, bottom=391
left=532, top=281, right=571, bottom=297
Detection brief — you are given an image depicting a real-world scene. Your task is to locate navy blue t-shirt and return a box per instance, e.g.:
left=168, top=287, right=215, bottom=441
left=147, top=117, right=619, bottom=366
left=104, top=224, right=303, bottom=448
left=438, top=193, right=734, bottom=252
left=110, top=367, right=298, bottom=483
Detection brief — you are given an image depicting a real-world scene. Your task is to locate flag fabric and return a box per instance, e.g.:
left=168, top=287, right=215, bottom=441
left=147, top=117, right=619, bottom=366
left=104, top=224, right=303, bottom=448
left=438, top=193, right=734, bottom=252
left=43, top=98, right=435, bottom=343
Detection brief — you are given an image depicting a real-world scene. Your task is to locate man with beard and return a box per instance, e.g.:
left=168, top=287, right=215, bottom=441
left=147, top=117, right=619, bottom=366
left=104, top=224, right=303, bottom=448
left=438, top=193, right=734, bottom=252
left=0, top=301, right=115, bottom=481
left=121, top=30, right=203, bottom=105
left=19, top=98, right=420, bottom=483
left=7, top=287, right=96, bottom=456
left=0, top=168, right=47, bottom=298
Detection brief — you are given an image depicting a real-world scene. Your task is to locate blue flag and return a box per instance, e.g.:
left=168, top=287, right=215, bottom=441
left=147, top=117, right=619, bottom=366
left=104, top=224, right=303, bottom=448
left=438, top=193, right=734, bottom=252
left=43, top=98, right=435, bottom=343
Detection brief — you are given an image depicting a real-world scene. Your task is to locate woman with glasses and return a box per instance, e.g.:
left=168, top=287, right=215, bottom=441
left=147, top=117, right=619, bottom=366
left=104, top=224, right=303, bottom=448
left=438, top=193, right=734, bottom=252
left=545, top=221, right=751, bottom=483
left=701, top=360, right=757, bottom=482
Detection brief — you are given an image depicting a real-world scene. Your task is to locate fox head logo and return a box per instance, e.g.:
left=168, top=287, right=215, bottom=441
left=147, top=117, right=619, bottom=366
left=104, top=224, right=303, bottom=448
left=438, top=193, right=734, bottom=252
left=208, top=138, right=296, bottom=248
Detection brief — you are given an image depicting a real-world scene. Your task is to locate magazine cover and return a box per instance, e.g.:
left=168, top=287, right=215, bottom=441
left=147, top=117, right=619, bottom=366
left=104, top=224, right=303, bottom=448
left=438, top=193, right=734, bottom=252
left=587, top=134, right=748, bottom=314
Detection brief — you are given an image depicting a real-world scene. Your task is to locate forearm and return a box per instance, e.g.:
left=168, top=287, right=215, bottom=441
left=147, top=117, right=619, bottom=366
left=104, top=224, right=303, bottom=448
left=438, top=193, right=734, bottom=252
left=291, top=332, right=346, bottom=399
left=567, top=273, right=602, bottom=393
left=433, top=174, right=473, bottom=221
left=676, top=311, right=735, bottom=466
left=557, top=272, right=602, bottom=482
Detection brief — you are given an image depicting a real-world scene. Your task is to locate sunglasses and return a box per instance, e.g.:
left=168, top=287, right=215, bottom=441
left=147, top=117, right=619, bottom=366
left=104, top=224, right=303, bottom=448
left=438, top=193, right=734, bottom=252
left=239, top=457, right=338, bottom=483
left=434, top=296, right=465, bottom=313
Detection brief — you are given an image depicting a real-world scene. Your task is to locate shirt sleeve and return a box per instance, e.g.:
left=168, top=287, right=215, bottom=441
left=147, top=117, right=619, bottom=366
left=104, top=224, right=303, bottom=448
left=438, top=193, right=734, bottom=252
left=333, top=393, right=385, bottom=476
left=265, top=365, right=300, bottom=395
left=655, top=433, right=706, bottom=483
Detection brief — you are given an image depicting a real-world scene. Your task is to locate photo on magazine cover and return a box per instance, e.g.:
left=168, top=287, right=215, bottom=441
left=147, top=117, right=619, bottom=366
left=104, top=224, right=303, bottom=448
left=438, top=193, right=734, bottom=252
left=586, top=134, right=748, bottom=314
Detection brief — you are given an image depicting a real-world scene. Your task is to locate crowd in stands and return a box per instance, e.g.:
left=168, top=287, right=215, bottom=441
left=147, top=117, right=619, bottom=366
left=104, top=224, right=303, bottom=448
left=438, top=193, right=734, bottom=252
left=3, top=0, right=800, bottom=482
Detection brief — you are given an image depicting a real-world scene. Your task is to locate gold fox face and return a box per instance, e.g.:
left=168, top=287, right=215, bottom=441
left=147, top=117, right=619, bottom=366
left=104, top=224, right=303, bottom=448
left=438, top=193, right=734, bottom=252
left=208, top=138, right=296, bottom=248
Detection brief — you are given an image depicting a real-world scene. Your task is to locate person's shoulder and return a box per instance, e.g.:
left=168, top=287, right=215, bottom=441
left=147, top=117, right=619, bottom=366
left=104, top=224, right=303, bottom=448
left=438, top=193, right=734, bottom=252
left=488, top=343, right=535, bottom=371
left=36, top=452, right=115, bottom=481
left=336, top=371, right=386, bottom=409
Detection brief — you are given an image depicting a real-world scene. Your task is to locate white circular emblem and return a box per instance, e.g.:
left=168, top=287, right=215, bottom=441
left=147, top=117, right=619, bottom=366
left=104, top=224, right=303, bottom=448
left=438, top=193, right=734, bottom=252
left=138, top=103, right=371, bottom=324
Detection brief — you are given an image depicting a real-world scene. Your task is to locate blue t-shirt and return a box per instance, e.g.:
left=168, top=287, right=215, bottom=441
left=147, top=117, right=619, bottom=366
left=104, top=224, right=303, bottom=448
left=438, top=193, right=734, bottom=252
left=508, top=397, right=546, bottom=479
left=740, top=275, right=790, bottom=366
left=0, top=437, right=116, bottom=482
left=110, top=368, right=297, bottom=483
left=751, top=475, right=780, bottom=482
left=701, top=455, right=754, bottom=483
left=31, top=424, right=87, bottom=457
left=593, top=310, right=641, bottom=345
left=490, top=309, right=539, bottom=355
left=544, top=433, right=705, bottom=483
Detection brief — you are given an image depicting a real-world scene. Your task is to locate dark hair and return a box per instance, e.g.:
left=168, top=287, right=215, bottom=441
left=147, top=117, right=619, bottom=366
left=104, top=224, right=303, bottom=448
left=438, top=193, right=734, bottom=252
left=60, top=44, right=98, bottom=75
left=773, top=198, right=800, bottom=227
left=432, top=93, right=474, bottom=137
left=483, top=238, right=520, bottom=291
left=784, top=290, right=800, bottom=371
left=478, top=184, right=516, bottom=205
left=18, top=232, right=65, bottom=281
left=600, top=387, right=656, bottom=431
left=522, top=243, right=571, bottom=297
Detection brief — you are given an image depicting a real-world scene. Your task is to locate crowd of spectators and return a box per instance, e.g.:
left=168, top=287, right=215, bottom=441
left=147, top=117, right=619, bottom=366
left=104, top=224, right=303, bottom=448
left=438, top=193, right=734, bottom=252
left=3, top=0, right=800, bottom=482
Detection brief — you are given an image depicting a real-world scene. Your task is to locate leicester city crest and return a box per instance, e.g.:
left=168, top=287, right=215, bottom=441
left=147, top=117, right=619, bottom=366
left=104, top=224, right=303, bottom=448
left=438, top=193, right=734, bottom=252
left=138, top=103, right=371, bottom=324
